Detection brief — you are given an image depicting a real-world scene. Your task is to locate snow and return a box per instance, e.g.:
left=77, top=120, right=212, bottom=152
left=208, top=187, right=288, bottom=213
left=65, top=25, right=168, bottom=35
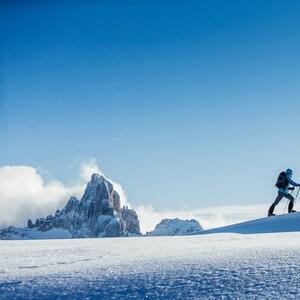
left=2, top=213, right=300, bottom=298
left=0, top=227, right=72, bottom=240
left=2, top=232, right=300, bottom=299
left=192, top=211, right=300, bottom=235
left=147, top=218, right=203, bottom=236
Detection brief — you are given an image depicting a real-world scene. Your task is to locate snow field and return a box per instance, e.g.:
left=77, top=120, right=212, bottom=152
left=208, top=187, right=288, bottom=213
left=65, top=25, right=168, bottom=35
left=1, top=232, right=300, bottom=299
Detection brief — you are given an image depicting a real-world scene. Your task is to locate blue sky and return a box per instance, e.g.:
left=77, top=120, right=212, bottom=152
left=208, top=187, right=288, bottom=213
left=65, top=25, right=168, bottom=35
left=1, top=1, right=300, bottom=211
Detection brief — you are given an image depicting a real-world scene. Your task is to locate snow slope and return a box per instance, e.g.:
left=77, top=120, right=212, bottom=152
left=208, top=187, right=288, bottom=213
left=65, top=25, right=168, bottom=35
left=2, top=232, right=300, bottom=299
left=191, top=212, right=300, bottom=235
left=0, top=227, right=72, bottom=240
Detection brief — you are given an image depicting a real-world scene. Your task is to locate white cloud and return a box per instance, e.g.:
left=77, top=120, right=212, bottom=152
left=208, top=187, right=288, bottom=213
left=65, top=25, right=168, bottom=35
left=79, top=158, right=104, bottom=182
left=0, top=165, right=73, bottom=228
left=107, top=137, right=127, bottom=142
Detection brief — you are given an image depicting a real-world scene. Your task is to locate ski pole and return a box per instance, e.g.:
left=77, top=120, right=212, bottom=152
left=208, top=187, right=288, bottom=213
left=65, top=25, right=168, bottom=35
left=283, top=187, right=299, bottom=214
left=296, top=187, right=300, bottom=200
left=293, top=187, right=300, bottom=212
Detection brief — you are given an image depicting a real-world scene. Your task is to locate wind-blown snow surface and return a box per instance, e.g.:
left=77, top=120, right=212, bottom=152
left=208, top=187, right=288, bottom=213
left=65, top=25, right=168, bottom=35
left=2, top=233, right=300, bottom=299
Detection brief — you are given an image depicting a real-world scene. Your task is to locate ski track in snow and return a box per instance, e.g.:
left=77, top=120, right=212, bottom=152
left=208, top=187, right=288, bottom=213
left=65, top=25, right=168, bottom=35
left=1, top=233, right=300, bottom=299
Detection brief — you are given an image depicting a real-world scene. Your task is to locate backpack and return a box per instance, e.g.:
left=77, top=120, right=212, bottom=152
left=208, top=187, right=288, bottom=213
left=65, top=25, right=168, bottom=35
left=275, top=171, right=288, bottom=189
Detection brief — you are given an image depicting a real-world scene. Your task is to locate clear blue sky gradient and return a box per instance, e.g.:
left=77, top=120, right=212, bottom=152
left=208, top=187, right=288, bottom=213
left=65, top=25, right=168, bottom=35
left=1, top=1, right=300, bottom=210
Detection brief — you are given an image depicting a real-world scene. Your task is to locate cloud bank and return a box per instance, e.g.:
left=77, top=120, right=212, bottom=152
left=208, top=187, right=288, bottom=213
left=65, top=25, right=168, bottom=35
left=135, top=204, right=268, bottom=233
left=0, top=165, right=72, bottom=228
left=0, top=160, right=272, bottom=233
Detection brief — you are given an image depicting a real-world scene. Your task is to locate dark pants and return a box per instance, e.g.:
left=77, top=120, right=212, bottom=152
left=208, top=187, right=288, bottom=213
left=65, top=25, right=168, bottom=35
left=269, top=191, right=294, bottom=214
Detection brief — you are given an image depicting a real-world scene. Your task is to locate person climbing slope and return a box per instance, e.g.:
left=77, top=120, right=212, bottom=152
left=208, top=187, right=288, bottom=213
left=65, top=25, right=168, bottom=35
left=268, top=168, right=300, bottom=217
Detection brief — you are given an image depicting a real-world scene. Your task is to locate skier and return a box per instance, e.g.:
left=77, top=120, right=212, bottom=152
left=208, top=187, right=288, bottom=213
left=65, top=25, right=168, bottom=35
left=268, top=168, right=300, bottom=217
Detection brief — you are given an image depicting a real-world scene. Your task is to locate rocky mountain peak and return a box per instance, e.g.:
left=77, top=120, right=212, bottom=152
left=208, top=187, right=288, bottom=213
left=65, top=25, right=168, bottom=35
left=82, top=173, right=113, bottom=203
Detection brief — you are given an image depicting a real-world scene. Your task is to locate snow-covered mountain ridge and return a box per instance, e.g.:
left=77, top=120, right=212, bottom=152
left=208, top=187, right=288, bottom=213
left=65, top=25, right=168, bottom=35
left=147, top=218, right=203, bottom=236
left=0, top=173, right=141, bottom=239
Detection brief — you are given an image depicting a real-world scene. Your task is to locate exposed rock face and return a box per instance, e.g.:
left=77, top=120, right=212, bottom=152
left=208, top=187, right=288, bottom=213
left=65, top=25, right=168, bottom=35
left=121, top=207, right=140, bottom=235
left=0, top=174, right=141, bottom=239
left=147, top=218, right=203, bottom=236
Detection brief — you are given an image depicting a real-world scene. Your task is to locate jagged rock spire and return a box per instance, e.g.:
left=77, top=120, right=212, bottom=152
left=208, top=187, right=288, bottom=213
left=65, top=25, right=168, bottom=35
left=23, top=173, right=141, bottom=238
